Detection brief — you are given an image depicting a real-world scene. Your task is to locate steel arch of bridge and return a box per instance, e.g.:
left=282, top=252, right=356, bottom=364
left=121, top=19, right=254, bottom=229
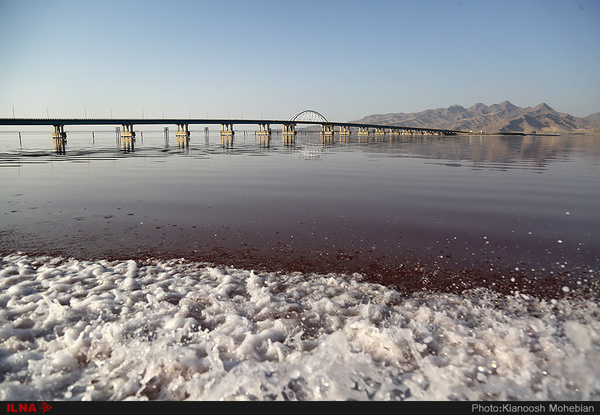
left=290, top=110, right=328, bottom=123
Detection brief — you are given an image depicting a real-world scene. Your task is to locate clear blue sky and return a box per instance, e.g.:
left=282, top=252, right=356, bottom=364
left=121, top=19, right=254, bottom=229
left=1, top=0, right=599, bottom=121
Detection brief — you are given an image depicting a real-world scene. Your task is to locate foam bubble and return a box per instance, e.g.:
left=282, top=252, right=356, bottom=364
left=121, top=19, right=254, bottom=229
left=0, top=253, right=598, bottom=401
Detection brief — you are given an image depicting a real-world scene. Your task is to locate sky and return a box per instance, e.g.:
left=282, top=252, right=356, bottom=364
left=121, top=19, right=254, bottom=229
left=1, top=0, right=599, bottom=122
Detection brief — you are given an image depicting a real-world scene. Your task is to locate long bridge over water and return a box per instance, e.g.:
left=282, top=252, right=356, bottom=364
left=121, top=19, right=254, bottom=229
left=0, top=110, right=464, bottom=152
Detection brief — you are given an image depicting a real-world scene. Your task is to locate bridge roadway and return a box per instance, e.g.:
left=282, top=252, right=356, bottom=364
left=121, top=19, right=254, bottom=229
left=0, top=117, right=461, bottom=133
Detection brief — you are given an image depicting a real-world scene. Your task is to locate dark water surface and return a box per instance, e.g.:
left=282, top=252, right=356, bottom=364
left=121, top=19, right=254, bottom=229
left=1, top=129, right=599, bottom=298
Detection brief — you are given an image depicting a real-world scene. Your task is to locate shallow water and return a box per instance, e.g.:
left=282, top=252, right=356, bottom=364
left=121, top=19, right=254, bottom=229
left=1, top=128, right=599, bottom=400
left=1, top=130, right=599, bottom=297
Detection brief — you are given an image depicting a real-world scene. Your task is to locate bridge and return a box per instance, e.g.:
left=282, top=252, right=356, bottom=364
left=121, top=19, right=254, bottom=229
left=0, top=110, right=463, bottom=151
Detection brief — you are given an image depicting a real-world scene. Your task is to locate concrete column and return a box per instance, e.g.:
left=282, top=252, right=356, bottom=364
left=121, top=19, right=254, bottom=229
left=221, top=123, right=234, bottom=147
left=176, top=123, right=190, bottom=147
left=120, top=124, right=136, bottom=152
left=282, top=123, right=296, bottom=145
left=257, top=123, right=271, bottom=147
left=358, top=126, right=369, bottom=141
left=321, top=124, right=334, bottom=143
left=52, top=124, right=67, bottom=153
left=338, top=125, right=351, bottom=141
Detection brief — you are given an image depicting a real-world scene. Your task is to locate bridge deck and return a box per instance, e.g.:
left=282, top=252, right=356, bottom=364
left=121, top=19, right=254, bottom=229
left=0, top=118, right=463, bottom=135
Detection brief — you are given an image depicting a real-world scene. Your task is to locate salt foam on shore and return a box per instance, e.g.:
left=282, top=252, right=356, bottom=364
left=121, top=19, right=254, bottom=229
left=0, top=253, right=598, bottom=401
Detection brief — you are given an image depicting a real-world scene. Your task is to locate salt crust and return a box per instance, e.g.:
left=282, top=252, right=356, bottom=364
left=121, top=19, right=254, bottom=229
left=0, top=254, right=598, bottom=401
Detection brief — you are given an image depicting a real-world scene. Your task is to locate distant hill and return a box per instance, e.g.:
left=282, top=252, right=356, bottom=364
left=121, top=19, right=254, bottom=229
left=352, top=101, right=600, bottom=135
left=584, top=112, right=600, bottom=129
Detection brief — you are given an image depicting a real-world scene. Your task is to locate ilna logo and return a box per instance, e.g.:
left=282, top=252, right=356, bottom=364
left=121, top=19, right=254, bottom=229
left=6, top=403, right=52, bottom=413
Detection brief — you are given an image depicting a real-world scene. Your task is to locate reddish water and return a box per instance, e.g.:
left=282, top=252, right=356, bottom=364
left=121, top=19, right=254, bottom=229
left=1, top=130, right=599, bottom=298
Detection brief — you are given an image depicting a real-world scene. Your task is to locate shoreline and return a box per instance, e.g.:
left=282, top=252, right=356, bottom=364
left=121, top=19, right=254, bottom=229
left=2, top=243, right=597, bottom=302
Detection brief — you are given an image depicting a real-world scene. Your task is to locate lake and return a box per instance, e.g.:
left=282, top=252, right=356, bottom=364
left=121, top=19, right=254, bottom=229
left=2, top=129, right=598, bottom=297
left=1, top=128, right=599, bottom=400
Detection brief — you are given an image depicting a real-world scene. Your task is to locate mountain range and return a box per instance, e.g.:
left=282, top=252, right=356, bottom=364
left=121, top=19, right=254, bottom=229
left=352, top=101, right=600, bottom=135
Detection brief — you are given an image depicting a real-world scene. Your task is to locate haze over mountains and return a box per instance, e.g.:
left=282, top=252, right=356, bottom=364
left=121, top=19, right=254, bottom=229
left=353, top=101, right=600, bottom=135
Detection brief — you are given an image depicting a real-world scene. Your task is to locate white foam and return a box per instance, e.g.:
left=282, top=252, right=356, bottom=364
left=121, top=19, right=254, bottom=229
left=0, top=253, right=598, bottom=401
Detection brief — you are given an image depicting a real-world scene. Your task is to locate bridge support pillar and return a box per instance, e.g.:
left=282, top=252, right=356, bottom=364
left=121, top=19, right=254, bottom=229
left=120, top=124, right=136, bottom=152
left=176, top=123, right=190, bottom=147
left=221, top=123, right=234, bottom=147
left=282, top=123, right=296, bottom=145
left=389, top=128, right=400, bottom=139
left=257, top=123, right=271, bottom=147
left=52, top=125, right=67, bottom=154
left=358, top=126, right=369, bottom=141
left=320, top=124, right=334, bottom=143
left=374, top=127, right=385, bottom=140
left=338, top=125, right=351, bottom=141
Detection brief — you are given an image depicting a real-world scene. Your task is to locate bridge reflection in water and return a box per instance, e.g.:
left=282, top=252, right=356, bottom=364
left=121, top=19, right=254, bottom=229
left=0, top=110, right=462, bottom=154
